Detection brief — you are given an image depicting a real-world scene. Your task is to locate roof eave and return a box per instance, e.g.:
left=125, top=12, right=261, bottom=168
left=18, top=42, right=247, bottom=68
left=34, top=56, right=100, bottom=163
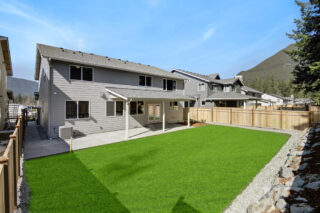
left=0, top=37, right=12, bottom=76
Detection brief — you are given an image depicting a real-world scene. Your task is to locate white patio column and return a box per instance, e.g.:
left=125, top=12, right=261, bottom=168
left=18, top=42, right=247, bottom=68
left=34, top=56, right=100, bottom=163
left=187, top=100, right=191, bottom=127
left=243, top=100, right=247, bottom=109
left=162, top=101, right=165, bottom=132
left=125, top=100, right=129, bottom=139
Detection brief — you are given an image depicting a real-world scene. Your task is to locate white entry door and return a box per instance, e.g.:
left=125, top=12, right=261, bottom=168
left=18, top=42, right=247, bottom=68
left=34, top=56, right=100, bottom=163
left=148, top=104, right=161, bottom=123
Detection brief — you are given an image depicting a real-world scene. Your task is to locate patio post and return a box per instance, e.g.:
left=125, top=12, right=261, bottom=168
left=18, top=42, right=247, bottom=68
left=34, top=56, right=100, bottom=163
left=162, top=101, right=165, bottom=132
left=125, top=100, right=129, bottom=139
left=187, top=100, right=190, bottom=127
left=243, top=100, right=247, bottom=109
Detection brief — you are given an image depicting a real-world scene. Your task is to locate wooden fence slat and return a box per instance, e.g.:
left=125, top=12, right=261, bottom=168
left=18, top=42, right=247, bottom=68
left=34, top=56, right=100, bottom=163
left=185, top=107, right=313, bottom=131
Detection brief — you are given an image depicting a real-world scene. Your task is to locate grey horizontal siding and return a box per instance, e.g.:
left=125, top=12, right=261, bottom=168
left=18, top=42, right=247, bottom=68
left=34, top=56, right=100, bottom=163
left=49, top=61, right=184, bottom=137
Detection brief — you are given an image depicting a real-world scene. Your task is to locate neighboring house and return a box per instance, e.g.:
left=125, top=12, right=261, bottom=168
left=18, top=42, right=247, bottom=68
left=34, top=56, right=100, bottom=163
left=0, top=36, right=13, bottom=130
left=261, top=93, right=291, bottom=106
left=35, top=44, right=193, bottom=138
left=171, top=69, right=260, bottom=108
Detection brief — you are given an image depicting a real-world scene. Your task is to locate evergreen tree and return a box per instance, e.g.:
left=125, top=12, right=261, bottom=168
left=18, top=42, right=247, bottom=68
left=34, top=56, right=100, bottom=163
left=287, top=0, right=320, bottom=101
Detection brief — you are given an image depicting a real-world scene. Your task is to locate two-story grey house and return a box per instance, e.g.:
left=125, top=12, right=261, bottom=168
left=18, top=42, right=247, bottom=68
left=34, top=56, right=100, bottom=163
left=35, top=44, right=193, bottom=139
left=171, top=69, right=260, bottom=108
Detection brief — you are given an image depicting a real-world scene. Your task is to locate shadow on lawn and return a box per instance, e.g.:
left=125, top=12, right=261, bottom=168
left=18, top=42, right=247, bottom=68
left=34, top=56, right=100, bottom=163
left=26, top=152, right=130, bottom=213
left=100, top=148, right=158, bottom=184
left=171, top=196, right=202, bottom=213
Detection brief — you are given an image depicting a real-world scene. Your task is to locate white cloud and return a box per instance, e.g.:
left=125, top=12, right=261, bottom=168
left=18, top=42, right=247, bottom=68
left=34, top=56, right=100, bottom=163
left=202, top=27, right=215, bottom=41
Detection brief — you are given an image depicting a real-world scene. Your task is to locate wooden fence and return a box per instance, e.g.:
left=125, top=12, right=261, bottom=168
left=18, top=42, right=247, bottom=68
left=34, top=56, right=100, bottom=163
left=184, top=106, right=320, bottom=131
left=0, top=115, right=25, bottom=213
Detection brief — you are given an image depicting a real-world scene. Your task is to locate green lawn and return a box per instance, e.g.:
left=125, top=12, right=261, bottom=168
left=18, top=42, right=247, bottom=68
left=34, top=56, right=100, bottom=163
left=25, top=125, right=289, bottom=213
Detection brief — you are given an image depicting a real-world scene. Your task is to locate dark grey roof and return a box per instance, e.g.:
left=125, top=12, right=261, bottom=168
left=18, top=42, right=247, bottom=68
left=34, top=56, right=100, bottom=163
left=205, top=92, right=260, bottom=101
left=241, top=86, right=262, bottom=94
left=172, top=69, right=220, bottom=82
left=105, top=87, right=194, bottom=101
left=35, top=44, right=185, bottom=80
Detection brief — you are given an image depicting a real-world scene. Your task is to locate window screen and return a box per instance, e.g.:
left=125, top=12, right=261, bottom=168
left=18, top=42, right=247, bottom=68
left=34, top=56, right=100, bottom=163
left=138, top=101, right=144, bottom=114
left=78, top=101, right=89, bottom=118
left=66, top=101, right=77, bottom=119
left=130, top=102, right=137, bottom=115
left=146, top=77, right=152, bottom=86
left=139, top=76, right=145, bottom=86
left=70, top=66, right=81, bottom=80
left=106, top=101, right=115, bottom=116
left=82, top=67, right=93, bottom=81
left=116, top=101, right=123, bottom=116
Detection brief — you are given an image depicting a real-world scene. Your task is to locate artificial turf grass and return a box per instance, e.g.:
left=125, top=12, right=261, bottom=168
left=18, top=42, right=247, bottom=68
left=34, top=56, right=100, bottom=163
left=25, top=125, right=290, bottom=213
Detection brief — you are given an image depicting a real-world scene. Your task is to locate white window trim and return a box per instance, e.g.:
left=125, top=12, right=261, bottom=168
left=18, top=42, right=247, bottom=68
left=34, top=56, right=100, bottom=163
left=139, top=75, right=152, bottom=87
left=106, top=100, right=124, bottom=117
left=69, top=64, right=94, bottom=82
left=163, top=78, right=167, bottom=91
left=65, top=100, right=90, bottom=120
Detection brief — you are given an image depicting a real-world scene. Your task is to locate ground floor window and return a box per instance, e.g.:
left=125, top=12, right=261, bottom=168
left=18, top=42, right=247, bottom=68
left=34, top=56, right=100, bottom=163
left=106, top=101, right=124, bottom=117
left=66, top=100, right=89, bottom=119
left=130, top=101, right=144, bottom=115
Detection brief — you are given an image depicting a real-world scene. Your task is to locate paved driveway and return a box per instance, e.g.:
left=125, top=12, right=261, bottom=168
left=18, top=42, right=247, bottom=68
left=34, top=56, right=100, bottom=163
left=24, top=122, right=69, bottom=160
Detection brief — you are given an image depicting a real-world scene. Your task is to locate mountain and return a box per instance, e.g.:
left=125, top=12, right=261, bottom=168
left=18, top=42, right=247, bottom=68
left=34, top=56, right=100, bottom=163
left=7, top=76, right=38, bottom=97
left=238, top=44, right=296, bottom=83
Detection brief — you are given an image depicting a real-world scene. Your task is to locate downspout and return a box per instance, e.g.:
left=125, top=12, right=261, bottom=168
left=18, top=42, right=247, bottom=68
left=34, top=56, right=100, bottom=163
left=48, top=57, right=52, bottom=138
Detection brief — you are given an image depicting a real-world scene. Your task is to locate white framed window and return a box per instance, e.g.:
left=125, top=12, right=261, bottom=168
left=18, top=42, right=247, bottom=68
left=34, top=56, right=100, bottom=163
left=69, top=65, right=93, bottom=81
left=129, top=101, right=145, bottom=115
left=66, top=100, right=90, bottom=119
left=139, top=75, right=152, bottom=87
left=106, top=101, right=124, bottom=117
left=163, top=79, right=176, bottom=91
left=198, top=83, right=205, bottom=91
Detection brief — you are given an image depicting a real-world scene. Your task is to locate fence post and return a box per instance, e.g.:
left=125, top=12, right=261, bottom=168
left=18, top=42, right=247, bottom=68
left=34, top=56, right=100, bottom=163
left=280, top=110, right=283, bottom=129
left=197, top=108, right=199, bottom=121
left=265, top=109, right=268, bottom=127
left=230, top=108, right=232, bottom=124
left=252, top=109, right=254, bottom=126
left=0, top=157, right=9, bottom=213
left=309, top=108, right=312, bottom=127
left=9, top=135, right=18, bottom=207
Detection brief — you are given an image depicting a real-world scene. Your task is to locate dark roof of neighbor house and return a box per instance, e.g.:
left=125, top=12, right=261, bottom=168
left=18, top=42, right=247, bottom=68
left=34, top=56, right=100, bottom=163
left=171, top=69, right=220, bottom=82
left=0, top=36, right=12, bottom=76
left=172, top=69, right=243, bottom=86
left=205, top=92, right=260, bottom=101
left=241, top=86, right=262, bottom=94
left=34, top=44, right=185, bottom=81
left=105, top=87, right=194, bottom=101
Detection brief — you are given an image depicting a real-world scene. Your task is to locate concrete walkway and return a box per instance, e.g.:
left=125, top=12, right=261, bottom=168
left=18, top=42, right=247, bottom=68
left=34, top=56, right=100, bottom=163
left=68, top=123, right=189, bottom=151
left=24, top=122, right=69, bottom=160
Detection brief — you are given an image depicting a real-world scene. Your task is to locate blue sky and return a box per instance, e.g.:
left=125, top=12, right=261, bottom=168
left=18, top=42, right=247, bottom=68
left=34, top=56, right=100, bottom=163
left=0, top=0, right=300, bottom=81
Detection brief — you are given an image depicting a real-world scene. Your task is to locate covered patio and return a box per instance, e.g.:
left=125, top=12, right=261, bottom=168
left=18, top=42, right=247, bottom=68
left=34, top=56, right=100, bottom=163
left=104, top=86, right=194, bottom=139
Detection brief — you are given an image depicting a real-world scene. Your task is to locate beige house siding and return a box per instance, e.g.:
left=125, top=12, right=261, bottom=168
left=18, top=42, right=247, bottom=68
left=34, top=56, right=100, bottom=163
left=0, top=46, right=8, bottom=129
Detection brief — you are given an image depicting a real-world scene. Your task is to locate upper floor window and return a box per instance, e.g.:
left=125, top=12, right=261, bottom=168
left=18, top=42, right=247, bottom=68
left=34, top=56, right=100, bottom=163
left=163, top=79, right=176, bottom=91
left=70, top=65, right=93, bottom=81
left=139, top=76, right=152, bottom=86
left=197, top=83, right=205, bottom=91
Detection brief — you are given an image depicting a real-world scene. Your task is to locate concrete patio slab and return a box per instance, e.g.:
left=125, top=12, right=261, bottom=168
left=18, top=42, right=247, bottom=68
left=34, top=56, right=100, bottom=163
left=24, top=122, right=69, bottom=160
left=68, top=123, right=189, bottom=151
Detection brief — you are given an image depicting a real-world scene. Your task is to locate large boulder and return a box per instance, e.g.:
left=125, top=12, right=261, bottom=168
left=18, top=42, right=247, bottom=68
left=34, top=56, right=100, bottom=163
left=280, top=167, right=293, bottom=179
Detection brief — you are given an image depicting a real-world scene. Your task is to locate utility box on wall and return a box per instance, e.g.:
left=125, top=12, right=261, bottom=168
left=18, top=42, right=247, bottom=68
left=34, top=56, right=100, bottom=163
left=59, top=126, right=73, bottom=139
